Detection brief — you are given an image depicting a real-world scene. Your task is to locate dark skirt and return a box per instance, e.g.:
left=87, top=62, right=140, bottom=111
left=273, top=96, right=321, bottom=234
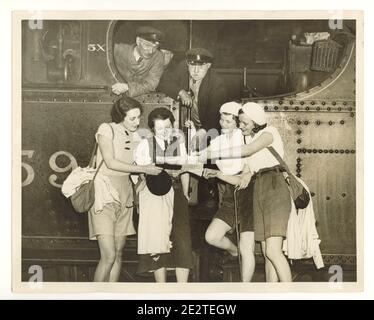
left=137, top=181, right=194, bottom=274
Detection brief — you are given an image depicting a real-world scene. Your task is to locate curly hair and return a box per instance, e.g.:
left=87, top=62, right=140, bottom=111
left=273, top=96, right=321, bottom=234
left=111, top=96, right=143, bottom=123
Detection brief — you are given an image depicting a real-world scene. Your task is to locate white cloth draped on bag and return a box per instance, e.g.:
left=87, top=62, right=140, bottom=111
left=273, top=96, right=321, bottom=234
left=282, top=177, right=324, bottom=269
left=61, top=167, right=95, bottom=198
left=92, top=174, right=121, bottom=214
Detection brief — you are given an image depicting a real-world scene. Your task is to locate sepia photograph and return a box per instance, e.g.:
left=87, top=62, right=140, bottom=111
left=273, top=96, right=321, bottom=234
left=12, top=10, right=363, bottom=293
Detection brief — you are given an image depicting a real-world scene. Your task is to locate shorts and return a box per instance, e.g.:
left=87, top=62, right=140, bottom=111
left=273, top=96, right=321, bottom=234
left=253, top=167, right=292, bottom=241
left=214, top=182, right=254, bottom=233
left=217, top=180, right=226, bottom=208
left=88, top=175, right=136, bottom=240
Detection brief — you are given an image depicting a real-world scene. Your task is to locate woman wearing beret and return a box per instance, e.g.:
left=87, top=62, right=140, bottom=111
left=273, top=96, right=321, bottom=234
left=202, top=102, right=292, bottom=282
left=202, top=101, right=256, bottom=282
left=89, top=96, right=162, bottom=282
left=134, top=107, right=194, bottom=282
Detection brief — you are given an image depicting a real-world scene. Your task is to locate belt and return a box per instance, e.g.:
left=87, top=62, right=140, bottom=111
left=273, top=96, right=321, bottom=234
left=253, top=165, right=285, bottom=179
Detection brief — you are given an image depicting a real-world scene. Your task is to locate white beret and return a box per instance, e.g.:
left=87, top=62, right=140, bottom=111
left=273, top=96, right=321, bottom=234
left=219, top=102, right=242, bottom=117
left=240, top=102, right=267, bottom=125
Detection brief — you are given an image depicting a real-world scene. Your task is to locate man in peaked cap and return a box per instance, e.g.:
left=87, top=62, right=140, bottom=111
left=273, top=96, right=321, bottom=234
left=158, top=48, right=230, bottom=210
left=112, top=26, right=167, bottom=98
left=158, top=47, right=229, bottom=150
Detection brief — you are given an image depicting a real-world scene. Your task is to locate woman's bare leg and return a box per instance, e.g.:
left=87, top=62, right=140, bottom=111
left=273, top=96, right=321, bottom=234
left=239, top=232, right=255, bottom=282
left=94, top=235, right=116, bottom=282
left=175, top=268, right=189, bottom=283
left=154, top=267, right=167, bottom=282
left=205, top=218, right=238, bottom=256
left=109, top=236, right=127, bottom=282
left=261, top=241, right=279, bottom=282
left=265, top=237, right=292, bottom=282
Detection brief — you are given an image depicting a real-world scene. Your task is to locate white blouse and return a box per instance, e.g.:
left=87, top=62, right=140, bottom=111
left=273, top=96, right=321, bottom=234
left=243, top=126, right=285, bottom=174
left=209, top=128, right=244, bottom=175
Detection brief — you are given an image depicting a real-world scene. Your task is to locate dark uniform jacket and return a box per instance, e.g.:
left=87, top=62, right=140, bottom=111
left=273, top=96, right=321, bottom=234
left=157, top=60, right=229, bottom=132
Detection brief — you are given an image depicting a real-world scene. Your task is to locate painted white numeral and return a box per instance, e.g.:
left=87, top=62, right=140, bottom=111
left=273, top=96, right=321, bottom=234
left=49, top=151, right=78, bottom=188
left=22, top=150, right=35, bottom=187
left=87, top=44, right=96, bottom=52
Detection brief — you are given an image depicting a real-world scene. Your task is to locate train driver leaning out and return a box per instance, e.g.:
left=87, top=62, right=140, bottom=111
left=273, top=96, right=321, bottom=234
left=112, top=26, right=166, bottom=98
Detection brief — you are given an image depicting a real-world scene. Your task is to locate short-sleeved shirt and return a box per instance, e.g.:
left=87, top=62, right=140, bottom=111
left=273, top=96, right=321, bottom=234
left=95, top=122, right=141, bottom=176
left=209, top=128, right=244, bottom=175
left=243, top=126, right=284, bottom=173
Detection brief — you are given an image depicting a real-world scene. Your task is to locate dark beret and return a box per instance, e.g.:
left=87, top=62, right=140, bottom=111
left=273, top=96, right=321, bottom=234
left=185, top=47, right=214, bottom=64
left=146, top=170, right=172, bottom=196
left=136, top=26, right=164, bottom=44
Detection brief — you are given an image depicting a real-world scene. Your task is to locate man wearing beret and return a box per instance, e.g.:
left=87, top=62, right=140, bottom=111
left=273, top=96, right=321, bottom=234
left=158, top=48, right=229, bottom=149
left=112, top=26, right=166, bottom=98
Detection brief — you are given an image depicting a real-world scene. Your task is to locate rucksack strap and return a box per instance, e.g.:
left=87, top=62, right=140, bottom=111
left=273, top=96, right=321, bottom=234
left=92, top=123, right=114, bottom=181
left=267, top=146, right=291, bottom=176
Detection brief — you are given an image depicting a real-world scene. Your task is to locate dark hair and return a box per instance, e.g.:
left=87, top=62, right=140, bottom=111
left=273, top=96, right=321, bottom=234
left=238, top=109, right=267, bottom=133
left=148, top=107, right=175, bottom=129
left=252, top=123, right=267, bottom=133
left=111, top=96, right=143, bottom=123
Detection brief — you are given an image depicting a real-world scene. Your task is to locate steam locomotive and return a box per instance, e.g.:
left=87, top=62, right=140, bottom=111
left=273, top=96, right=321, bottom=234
left=21, top=19, right=357, bottom=282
